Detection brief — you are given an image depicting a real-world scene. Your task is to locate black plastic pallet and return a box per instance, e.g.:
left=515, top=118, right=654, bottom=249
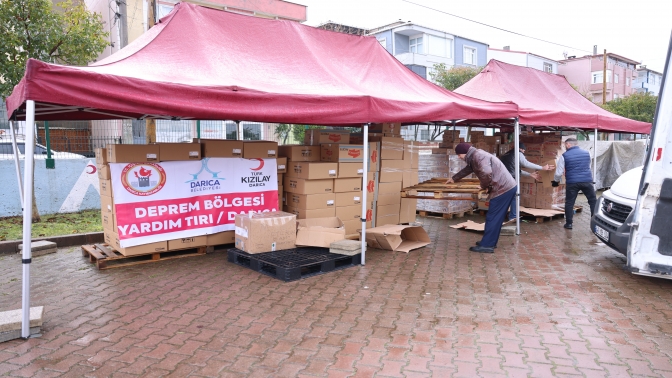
left=227, top=247, right=361, bottom=282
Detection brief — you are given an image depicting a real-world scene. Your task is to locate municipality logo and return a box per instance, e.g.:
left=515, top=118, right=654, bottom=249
left=186, top=158, right=223, bottom=192
left=121, top=163, right=166, bottom=196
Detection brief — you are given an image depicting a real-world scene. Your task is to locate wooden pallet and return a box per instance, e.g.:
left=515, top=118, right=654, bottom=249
left=416, top=209, right=475, bottom=219
left=402, top=178, right=484, bottom=200
left=478, top=206, right=583, bottom=223
left=81, top=243, right=207, bottom=270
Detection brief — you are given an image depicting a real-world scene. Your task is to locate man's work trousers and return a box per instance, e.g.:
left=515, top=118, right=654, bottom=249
left=481, top=186, right=517, bottom=248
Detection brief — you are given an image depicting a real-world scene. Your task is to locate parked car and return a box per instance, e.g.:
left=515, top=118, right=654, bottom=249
left=591, top=166, right=642, bottom=255
left=0, top=136, right=86, bottom=159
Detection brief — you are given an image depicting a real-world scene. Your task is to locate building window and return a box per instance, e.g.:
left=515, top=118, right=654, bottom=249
left=614, top=74, right=619, bottom=83
left=651, top=75, right=656, bottom=85
left=591, top=70, right=612, bottom=84
left=410, top=36, right=424, bottom=54
left=420, top=129, right=429, bottom=140
left=428, top=35, right=448, bottom=58
left=378, top=38, right=386, bottom=48
left=626, top=77, right=630, bottom=86
left=543, top=63, right=553, bottom=73
left=157, top=3, right=174, bottom=18
left=225, top=122, right=262, bottom=140
left=463, top=46, right=476, bottom=65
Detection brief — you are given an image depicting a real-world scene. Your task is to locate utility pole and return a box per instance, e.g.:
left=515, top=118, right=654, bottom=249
left=117, top=0, right=128, bottom=49
left=602, top=49, right=607, bottom=105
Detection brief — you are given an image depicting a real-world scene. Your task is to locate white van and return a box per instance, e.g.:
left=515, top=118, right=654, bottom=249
left=622, top=33, right=672, bottom=279
left=591, top=167, right=642, bottom=254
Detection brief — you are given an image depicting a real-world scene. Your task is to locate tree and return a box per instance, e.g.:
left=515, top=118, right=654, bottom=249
left=601, top=92, right=658, bottom=124
left=0, top=0, right=109, bottom=98
left=429, top=63, right=483, bottom=91
left=0, top=0, right=108, bottom=222
left=274, top=124, right=292, bottom=144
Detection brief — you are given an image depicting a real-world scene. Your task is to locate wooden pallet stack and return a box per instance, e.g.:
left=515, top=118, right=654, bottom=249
left=403, top=178, right=482, bottom=217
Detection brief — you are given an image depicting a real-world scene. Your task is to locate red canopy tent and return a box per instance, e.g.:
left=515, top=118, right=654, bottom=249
left=5, top=3, right=521, bottom=338
left=6, top=3, right=517, bottom=124
left=454, top=59, right=651, bottom=134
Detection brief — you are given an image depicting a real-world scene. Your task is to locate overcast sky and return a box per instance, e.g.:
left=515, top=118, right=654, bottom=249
left=293, top=0, right=671, bottom=73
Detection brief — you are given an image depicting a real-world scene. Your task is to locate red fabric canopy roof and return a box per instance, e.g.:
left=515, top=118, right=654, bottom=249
left=454, top=60, right=651, bottom=133
left=5, top=3, right=517, bottom=125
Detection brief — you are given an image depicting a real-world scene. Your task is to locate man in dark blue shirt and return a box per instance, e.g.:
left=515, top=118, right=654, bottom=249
left=552, top=138, right=597, bottom=230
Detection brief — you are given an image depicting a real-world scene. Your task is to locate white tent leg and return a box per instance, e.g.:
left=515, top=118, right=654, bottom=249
left=21, top=100, right=36, bottom=339
left=514, top=119, right=520, bottom=235
left=9, top=121, right=24, bottom=207
left=361, top=124, right=369, bottom=265
left=236, top=121, right=243, bottom=141
left=593, top=128, right=598, bottom=187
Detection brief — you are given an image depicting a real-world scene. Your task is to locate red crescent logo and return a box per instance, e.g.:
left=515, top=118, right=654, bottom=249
left=86, top=164, right=97, bottom=174
left=250, top=158, right=264, bottom=171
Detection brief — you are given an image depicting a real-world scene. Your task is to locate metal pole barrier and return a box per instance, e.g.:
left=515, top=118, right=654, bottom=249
left=45, top=121, right=54, bottom=169
left=196, top=120, right=201, bottom=141
left=514, top=119, right=521, bottom=235
left=361, top=124, right=369, bottom=265
left=21, top=100, right=36, bottom=339
left=9, top=120, right=24, bottom=207
left=236, top=121, right=243, bottom=141
left=593, top=128, right=598, bottom=187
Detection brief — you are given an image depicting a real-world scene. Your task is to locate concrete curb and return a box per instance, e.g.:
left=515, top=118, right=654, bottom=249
left=0, top=232, right=104, bottom=255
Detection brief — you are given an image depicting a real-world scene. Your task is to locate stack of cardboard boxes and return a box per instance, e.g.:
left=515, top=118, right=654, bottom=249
left=97, top=140, right=280, bottom=256
left=279, top=125, right=418, bottom=238
left=518, top=133, right=566, bottom=210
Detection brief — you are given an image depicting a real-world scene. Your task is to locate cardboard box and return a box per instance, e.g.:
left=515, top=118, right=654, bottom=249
left=107, top=144, right=160, bottom=163
left=404, top=141, right=419, bottom=169
left=286, top=162, right=338, bottom=180
left=336, top=205, right=362, bottom=222
left=277, top=157, right=287, bottom=173
left=342, top=218, right=371, bottom=235
left=380, top=160, right=405, bottom=183
left=366, top=172, right=378, bottom=201
left=295, top=217, right=346, bottom=248
left=370, top=122, right=401, bottom=135
left=197, top=139, right=243, bottom=158
left=399, top=198, right=417, bottom=223
left=521, top=194, right=536, bottom=208
left=286, top=193, right=335, bottom=210
left=99, top=179, right=113, bottom=197
left=377, top=192, right=401, bottom=206
left=368, top=136, right=404, bottom=160
left=100, top=194, right=114, bottom=215
left=402, top=170, right=419, bottom=189
left=376, top=213, right=400, bottom=227
left=168, top=236, right=207, bottom=250
left=104, top=230, right=168, bottom=257
left=159, top=142, right=201, bottom=161
left=335, top=191, right=366, bottom=207
left=363, top=225, right=431, bottom=253
left=377, top=181, right=402, bottom=195
left=284, top=177, right=333, bottom=194
left=97, top=164, right=111, bottom=180
left=278, top=145, right=320, bottom=161
left=95, top=148, right=107, bottom=165
left=277, top=173, right=283, bottom=185
left=338, top=162, right=365, bottom=178
left=321, top=144, right=364, bottom=163
left=334, top=177, right=363, bottom=193
left=101, top=212, right=116, bottom=231
left=540, top=159, right=559, bottom=188
left=304, top=129, right=350, bottom=145
left=478, top=199, right=490, bottom=210
left=368, top=142, right=380, bottom=172
left=206, top=231, right=235, bottom=246
left=234, top=211, right=296, bottom=253
left=278, top=186, right=284, bottom=209
left=284, top=205, right=336, bottom=219
left=243, top=141, right=278, bottom=159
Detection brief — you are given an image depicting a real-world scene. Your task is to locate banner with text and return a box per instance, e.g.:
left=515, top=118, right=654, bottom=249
left=109, top=158, right=278, bottom=247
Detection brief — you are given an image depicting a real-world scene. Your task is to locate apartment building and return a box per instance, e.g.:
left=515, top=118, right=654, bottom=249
left=558, top=53, right=639, bottom=104
left=487, top=47, right=559, bottom=74
left=634, top=66, right=663, bottom=96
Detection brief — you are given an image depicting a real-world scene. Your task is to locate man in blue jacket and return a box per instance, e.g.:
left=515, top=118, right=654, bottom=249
left=552, top=138, right=597, bottom=230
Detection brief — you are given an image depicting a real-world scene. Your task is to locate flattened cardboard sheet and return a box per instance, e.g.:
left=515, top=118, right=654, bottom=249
left=363, top=224, right=430, bottom=253
left=449, top=220, right=485, bottom=232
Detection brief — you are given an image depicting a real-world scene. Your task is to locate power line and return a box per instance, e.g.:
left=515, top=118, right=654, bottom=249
left=401, top=0, right=592, bottom=53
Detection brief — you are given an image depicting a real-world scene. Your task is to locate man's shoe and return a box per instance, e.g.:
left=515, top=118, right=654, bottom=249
left=475, top=241, right=497, bottom=248
left=564, top=223, right=573, bottom=230
left=503, top=218, right=517, bottom=225
left=470, top=245, right=495, bottom=253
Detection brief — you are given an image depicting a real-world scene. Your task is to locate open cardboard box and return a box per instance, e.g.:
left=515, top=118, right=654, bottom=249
left=295, top=217, right=346, bottom=248
left=361, top=224, right=430, bottom=253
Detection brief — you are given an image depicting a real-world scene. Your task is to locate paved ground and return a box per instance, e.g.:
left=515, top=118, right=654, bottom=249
left=1, top=197, right=672, bottom=377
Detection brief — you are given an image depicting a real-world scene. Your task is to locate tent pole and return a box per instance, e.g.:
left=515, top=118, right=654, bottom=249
left=236, top=121, right=243, bottom=141
left=593, top=128, right=598, bottom=187
left=21, top=100, right=36, bottom=339
left=514, top=119, right=520, bottom=235
left=361, top=123, right=369, bottom=265
left=9, top=121, right=24, bottom=207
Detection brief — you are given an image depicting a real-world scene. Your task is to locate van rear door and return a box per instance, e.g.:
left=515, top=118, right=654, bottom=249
left=628, top=31, right=672, bottom=279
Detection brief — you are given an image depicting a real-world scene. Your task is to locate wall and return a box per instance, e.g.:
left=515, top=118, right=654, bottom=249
left=487, top=50, right=527, bottom=67
left=0, top=159, right=101, bottom=217
left=558, top=58, right=593, bottom=98
left=373, top=30, right=393, bottom=53
left=527, top=55, right=557, bottom=74
left=395, top=33, right=409, bottom=54
left=454, top=37, right=488, bottom=67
